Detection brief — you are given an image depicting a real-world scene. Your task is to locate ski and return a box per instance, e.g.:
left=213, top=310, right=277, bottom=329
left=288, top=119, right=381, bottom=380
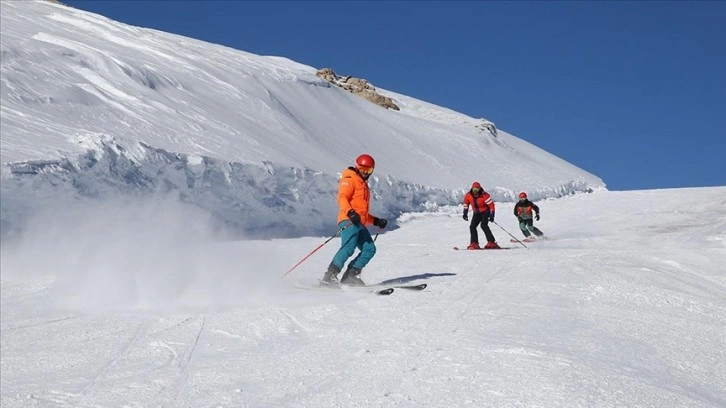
left=296, top=282, right=395, bottom=295
left=511, top=237, right=549, bottom=243
left=453, top=246, right=512, bottom=250
left=296, top=281, right=427, bottom=295
left=370, top=283, right=427, bottom=291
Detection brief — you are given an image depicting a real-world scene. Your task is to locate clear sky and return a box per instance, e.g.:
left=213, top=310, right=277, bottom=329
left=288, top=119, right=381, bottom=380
left=61, top=0, right=726, bottom=191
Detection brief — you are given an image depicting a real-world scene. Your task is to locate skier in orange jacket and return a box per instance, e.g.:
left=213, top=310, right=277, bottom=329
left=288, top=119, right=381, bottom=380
left=462, top=182, right=500, bottom=249
left=322, top=154, right=388, bottom=286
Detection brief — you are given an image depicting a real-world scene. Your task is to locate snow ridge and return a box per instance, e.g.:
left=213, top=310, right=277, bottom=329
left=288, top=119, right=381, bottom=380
left=1, top=135, right=598, bottom=239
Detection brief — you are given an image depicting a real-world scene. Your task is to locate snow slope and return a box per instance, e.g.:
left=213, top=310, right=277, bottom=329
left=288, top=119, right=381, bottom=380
left=1, top=187, right=725, bottom=407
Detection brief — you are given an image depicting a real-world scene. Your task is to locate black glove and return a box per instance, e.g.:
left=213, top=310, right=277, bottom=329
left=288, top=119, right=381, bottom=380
left=489, top=212, right=495, bottom=222
left=463, top=209, right=468, bottom=221
left=373, top=217, right=388, bottom=229
left=535, top=213, right=540, bottom=221
left=347, top=209, right=361, bottom=225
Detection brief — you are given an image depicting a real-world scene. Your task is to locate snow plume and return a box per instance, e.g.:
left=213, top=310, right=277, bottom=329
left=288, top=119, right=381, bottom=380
left=0, top=196, right=286, bottom=313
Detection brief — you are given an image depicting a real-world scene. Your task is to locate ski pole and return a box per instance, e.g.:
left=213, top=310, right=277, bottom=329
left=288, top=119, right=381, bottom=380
left=492, top=220, right=528, bottom=249
left=373, top=227, right=381, bottom=242
left=282, top=222, right=351, bottom=278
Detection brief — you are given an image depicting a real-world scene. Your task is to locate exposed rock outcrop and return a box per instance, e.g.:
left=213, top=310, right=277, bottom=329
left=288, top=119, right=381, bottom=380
left=475, top=118, right=498, bottom=136
left=316, top=68, right=400, bottom=111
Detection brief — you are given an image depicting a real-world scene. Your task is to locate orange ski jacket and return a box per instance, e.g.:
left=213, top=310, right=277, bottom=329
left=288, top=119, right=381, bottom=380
left=337, top=167, right=374, bottom=225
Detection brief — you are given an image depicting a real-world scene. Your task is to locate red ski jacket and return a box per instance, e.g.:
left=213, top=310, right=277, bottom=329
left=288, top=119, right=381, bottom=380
left=514, top=199, right=540, bottom=220
left=463, top=190, right=495, bottom=214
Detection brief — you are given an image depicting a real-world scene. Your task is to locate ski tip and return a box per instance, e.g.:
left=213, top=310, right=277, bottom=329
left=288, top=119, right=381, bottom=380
left=377, top=288, right=394, bottom=295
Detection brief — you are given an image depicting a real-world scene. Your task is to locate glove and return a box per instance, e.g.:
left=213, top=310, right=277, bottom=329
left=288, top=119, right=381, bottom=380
left=463, top=209, right=468, bottom=221
left=535, top=213, right=540, bottom=221
left=373, top=217, right=388, bottom=229
left=489, top=212, right=495, bottom=222
left=347, top=209, right=361, bottom=225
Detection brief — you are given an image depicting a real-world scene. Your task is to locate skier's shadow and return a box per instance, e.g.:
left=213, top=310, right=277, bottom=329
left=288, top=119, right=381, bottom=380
left=376, top=273, right=456, bottom=286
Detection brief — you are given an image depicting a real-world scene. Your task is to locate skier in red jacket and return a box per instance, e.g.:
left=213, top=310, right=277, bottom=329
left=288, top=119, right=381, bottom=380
left=462, top=182, right=500, bottom=249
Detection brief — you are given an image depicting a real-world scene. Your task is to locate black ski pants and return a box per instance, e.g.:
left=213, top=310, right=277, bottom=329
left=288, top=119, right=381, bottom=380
left=518, top=218, right=544, bottom=238
left=470, top=211, right=495, bottom=244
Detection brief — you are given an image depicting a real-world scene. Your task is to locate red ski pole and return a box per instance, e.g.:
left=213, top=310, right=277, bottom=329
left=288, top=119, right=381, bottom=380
left=282, top=222, right=351, bottom=278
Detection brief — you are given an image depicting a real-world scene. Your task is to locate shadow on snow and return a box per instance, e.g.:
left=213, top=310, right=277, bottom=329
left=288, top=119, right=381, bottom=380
left=374, top=272, right=457, bottom=286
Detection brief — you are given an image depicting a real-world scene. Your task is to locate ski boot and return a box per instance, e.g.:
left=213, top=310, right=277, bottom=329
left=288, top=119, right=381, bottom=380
left=321, top=263, right=341, bottom=287
left=340, top=266, right=365, bottom=287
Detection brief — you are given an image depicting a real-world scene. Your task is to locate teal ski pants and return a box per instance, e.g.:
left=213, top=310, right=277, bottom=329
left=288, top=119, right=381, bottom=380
left=331, top=221, right=376, bottom=270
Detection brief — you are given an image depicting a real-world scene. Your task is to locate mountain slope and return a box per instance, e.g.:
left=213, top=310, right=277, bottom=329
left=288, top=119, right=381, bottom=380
left=1, top=1, right=604, bottom=238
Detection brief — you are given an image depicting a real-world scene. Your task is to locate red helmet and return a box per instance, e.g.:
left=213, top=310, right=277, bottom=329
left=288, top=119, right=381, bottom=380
left=519, top=192, right=527, bottom=199
left=471, top=182, right=482, bottom=190
left=355, top=154, right=375, bottom=168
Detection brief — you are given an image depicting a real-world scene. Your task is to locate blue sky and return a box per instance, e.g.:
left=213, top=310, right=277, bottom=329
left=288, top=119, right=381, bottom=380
left=63, top=1, right=725, bottom=191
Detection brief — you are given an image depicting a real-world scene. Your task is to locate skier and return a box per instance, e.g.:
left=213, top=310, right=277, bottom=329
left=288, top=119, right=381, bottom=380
left=513, top=192, right=544, bottom=240
left=321, top=154, right=388, bottom=286
left=462, top=182, right=500, bottom=249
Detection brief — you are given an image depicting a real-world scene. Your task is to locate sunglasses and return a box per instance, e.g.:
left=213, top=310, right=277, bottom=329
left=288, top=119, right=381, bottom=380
left=472, top=188, right=481, bottom=193
left=358, top=165, right=374, bottom=175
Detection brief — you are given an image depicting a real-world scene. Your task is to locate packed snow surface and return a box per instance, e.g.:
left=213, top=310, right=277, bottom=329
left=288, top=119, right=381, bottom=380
left=2, top=187, right=725, bottom=407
